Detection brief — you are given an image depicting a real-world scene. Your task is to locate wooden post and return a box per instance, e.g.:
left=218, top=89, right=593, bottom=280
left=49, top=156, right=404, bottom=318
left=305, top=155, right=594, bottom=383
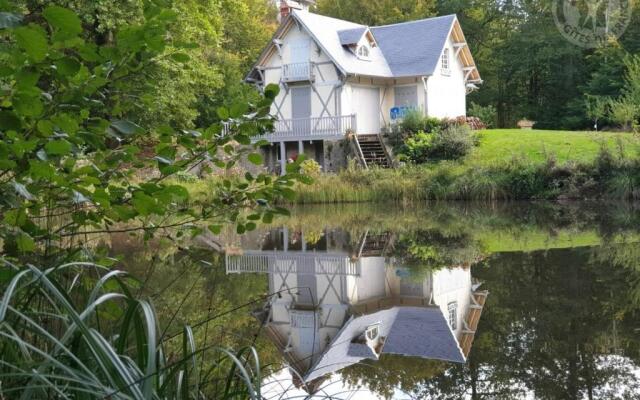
left=298, top=141, right=304, bottom=159
left=279, top=141, right=286, bottom=176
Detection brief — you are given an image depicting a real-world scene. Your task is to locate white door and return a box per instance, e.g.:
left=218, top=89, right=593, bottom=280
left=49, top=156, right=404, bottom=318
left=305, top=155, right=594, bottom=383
left=353, top=87, right=380, bottom=134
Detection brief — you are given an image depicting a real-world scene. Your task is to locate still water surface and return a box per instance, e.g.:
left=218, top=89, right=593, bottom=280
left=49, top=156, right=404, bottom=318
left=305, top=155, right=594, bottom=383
left=117, top=202, right=640, bottom=399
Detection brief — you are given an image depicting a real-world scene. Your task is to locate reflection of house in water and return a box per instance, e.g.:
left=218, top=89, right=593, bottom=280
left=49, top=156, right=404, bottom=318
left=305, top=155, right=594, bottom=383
left=226, top=228, right=488, bottom=392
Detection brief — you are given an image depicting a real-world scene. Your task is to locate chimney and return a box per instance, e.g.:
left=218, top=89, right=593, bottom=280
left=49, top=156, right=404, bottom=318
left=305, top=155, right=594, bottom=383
left=278, top=0, right=315, bottom=23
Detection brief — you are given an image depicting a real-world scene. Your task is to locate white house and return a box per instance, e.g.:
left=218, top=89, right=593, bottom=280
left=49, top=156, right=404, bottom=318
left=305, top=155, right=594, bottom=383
left=225, top=227, right=488, bottom=393
left=246, top=0, right=482, bottom=173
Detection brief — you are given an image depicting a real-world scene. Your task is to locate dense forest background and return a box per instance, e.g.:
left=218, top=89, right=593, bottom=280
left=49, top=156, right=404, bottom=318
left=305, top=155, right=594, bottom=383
left=11, top=0, right=639, bottom=129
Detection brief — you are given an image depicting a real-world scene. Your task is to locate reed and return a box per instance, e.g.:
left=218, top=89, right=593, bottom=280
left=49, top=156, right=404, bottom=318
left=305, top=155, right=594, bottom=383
left=292, top=148, right=640, bottom=203
left=0, top=261, right=265, bottom=399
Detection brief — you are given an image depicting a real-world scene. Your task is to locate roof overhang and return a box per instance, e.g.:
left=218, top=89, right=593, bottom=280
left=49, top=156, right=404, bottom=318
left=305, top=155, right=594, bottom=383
left=448, top=16, right=481, bottom=83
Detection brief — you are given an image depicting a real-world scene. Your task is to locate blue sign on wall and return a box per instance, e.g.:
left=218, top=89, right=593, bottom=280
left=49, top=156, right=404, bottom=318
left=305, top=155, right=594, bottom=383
left=390, top=106, right=414, bottom=121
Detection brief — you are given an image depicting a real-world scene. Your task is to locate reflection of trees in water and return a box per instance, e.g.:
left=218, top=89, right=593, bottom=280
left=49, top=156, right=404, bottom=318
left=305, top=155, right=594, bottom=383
left=392, top=229, right=485, bottom=277
left=334, top=246, right=640, bottom=399
left=340, top=355, right=447, bottom=400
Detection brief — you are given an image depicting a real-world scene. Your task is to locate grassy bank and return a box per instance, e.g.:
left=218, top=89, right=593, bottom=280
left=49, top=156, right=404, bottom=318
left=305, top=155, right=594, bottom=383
left=296, top=130, right=640, bottom=203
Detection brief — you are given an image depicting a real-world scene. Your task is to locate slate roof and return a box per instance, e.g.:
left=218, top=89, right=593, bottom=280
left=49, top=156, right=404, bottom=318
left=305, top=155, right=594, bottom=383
left=370, top=15, right=456, bottom=77
left=291, top=11, right=457, bottom=78
left=337, top=27, right=367, bottom=46
left=303, top=306, right=465, bottom=383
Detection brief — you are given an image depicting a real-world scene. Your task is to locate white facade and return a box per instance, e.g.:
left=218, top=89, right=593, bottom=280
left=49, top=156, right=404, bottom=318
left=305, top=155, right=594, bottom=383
left=247, top=10, right=481, bottom=173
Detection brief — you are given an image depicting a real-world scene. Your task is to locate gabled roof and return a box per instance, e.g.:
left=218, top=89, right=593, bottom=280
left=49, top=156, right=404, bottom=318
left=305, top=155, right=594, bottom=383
left=248, top=11, right=481, bottom=81
left=304, top=306, right=465, bottom=383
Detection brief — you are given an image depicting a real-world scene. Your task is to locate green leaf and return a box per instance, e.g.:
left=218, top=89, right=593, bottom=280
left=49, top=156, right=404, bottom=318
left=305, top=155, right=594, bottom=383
left=0, top=111, right=21, bottom=131
left=52, top=113, right=79, bottom=135
left=43, top=5, right=82, bottom=40
left=36, top=120, right=54, bottom=136
left=236, top=224, right=246, bottom=234
left=247, top=153, right=263, bottom=166
left=0, top=12, right=23, bottom=29
left=16, top=233, right=35, bottom=252
left=4, top=208, right=27, bottom=227
left=13, top=93, right=43, bottom=117
left=14, top=25, right=48, bottom=62
left=208, top=225, right=222, bottom=234
left=216, top=107, right=229, bottom=120
left=230, top=102, right=248, bottom=118
left=55, top=57, right=80, bottom=76
left=111, top=120, right=142, bottom=135
left=262, top=213, right=273, bottom=224
left=45, top=140, right=71, bottom=156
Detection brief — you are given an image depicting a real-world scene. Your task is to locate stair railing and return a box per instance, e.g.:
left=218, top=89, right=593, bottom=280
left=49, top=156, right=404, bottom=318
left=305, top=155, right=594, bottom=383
left=350, top=133, right=368, bottom=170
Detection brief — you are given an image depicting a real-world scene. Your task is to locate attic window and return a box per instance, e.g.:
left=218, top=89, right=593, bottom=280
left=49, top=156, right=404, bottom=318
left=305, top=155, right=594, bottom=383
left=356, top=44, right=370, bottom=60
left=441, top=48, right=451, bottom=76
left=448, top=302, right=458, bottom=330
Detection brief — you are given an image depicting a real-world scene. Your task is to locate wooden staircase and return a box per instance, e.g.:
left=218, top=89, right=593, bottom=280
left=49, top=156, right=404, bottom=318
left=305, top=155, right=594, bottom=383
left=355, top=135, right=392, bottom=168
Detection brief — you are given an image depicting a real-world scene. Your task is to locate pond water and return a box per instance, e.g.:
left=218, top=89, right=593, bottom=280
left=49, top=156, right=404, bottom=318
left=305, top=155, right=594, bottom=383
left=112, top=202, right=640, bottom=399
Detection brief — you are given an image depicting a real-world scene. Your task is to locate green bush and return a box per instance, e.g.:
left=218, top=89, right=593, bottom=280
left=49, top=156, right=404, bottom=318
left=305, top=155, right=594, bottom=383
left=401, top=110, right=441, bottom=134
left=428, top=125, right=477, bottom=160
left=469, top=102, right=497, bottom=128
left=400, top=131, right=433, bottom=163
left=400, top=125, right=477, bottom=163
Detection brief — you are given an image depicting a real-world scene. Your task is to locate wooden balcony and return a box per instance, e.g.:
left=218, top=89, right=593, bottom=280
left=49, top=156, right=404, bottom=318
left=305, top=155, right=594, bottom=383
left=282, top=62, right=315, bottom=82
left=255, top=114, right=357, bottom=142
left=226, top=251, right=361, bottom=276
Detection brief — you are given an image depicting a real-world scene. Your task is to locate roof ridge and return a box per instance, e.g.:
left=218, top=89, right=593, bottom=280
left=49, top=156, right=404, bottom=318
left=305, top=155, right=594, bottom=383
left=292, top=9, right=367, bottom=28
left=371, top=13, right=456, bottom=29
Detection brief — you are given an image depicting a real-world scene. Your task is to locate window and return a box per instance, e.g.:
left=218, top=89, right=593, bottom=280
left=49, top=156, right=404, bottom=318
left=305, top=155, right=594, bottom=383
left=366, top=324, right=380, bottom=341
left=356, top=45, right=370, bottom=59
left=442, top=48, right=450, bottom=75
left=447, top=302, right=458, bottom=330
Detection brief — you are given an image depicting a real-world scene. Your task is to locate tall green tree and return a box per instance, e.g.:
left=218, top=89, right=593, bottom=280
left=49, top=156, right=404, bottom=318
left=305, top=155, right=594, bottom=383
left=316, top=0, right=436, bottom=26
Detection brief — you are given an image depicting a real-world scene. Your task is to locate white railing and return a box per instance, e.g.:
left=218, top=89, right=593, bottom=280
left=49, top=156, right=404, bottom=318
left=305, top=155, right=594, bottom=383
left=282, top=62, right=314, bottom=82
left=226, top=251, right=361, bottom=276
left=255, top=114, right=356, bottom=142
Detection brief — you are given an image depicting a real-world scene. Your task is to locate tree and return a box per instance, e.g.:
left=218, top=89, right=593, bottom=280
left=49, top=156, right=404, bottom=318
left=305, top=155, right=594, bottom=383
left=316, top=0, right=436, bottom=26
left=0, top=2, right=306, bottom=262
left=585, top=95, right=609, bottom=131
left=0, top=3, right=306, bottom=398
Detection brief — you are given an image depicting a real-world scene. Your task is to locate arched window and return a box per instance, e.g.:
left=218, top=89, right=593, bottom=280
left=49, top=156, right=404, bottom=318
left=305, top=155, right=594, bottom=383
left=357, top=45, right=370, bottom=59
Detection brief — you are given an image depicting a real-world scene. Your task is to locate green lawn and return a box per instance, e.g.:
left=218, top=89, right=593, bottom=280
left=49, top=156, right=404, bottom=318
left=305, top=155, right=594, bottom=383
left=466, top=129, right=640, bottom=166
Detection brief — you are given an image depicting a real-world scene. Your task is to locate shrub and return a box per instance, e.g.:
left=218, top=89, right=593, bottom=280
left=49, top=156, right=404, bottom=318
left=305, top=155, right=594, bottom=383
left=301, top=158, right=322, bottom=177
left=399, top=125, right=477, bottom=163
left=469, top=102, right=497, bottom=128
left=400, top=131, right=433, bottom=163
left=401, top=110, right=426, bottom=134
left=401, top=110, right=441, bottom=134
left=428, top=125, right=477, bottom=160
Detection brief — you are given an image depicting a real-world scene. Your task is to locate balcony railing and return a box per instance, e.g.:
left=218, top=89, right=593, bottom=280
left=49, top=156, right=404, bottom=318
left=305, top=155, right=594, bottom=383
left=226, top=251, right=361, bottom=276
left=282, top=62, right=314, bottom=82
left=255, top=114, right=356, bottom=142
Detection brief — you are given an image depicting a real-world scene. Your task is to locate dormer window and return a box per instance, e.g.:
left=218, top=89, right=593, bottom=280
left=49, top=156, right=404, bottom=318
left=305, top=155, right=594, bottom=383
left=356, top=44, right=370, bottom=60
left=441, top=48, right=451, bottom=76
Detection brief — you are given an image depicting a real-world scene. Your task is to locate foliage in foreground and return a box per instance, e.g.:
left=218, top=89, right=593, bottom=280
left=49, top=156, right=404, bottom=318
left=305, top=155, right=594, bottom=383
left=0, top=3, right=305, bottom=261
left=0, top=261, right=267, bottom=399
